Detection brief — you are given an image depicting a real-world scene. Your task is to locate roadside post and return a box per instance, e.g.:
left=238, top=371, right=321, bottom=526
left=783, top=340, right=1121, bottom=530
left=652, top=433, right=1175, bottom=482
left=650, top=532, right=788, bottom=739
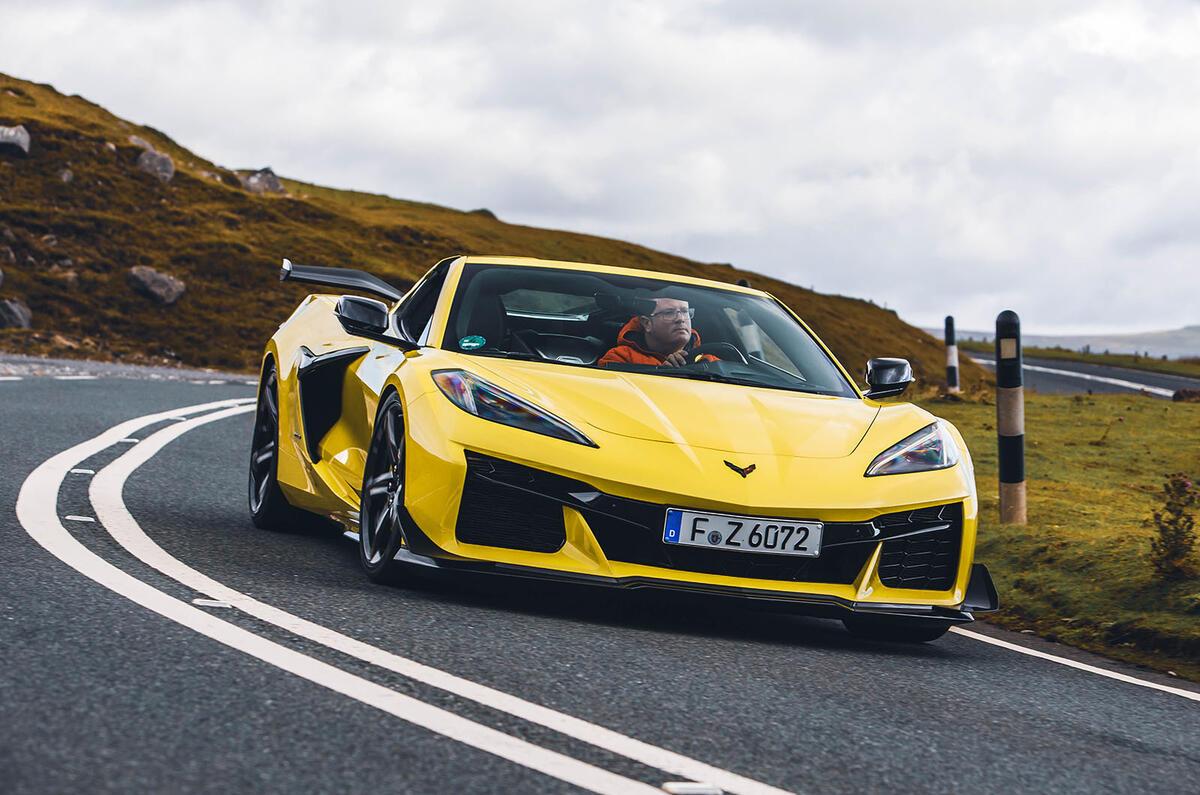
left=995, top=310, right=1026, bottom=524
left=945, top=315, right=960, bottom=393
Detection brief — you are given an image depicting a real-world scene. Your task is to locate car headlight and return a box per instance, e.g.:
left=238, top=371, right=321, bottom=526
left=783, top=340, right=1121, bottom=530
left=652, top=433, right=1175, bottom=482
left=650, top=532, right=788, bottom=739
left=432, top=369, right=597, bottom=448
left=865, top=421, right=960, bottom=477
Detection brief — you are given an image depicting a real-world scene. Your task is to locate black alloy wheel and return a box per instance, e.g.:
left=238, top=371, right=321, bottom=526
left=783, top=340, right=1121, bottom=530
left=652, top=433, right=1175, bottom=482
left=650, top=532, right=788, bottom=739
left=842, top=614, right=951, bottom=643
left=248, top=360, right=295, bottom=529
left=358, top=391, right=408, bottom=583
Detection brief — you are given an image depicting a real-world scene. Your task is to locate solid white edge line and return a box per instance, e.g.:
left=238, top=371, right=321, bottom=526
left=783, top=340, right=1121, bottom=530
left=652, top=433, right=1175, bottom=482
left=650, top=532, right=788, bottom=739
left=949, top=627, right=1200, bottom=702
left=17, top=401, right=660, bottom=795
left=90, top=406, right=795, bottom=795
left=970, top=358, right=1176, bottom=397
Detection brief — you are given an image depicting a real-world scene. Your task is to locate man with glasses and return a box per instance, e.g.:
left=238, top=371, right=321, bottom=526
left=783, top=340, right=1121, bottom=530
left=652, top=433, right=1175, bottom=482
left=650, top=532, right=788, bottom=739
left=598, top=297, right=714, bottom=367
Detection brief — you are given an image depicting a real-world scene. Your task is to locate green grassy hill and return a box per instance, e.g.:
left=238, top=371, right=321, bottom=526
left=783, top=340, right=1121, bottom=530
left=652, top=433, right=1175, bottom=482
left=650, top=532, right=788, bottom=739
left=0, top=72, right=989, bottom=385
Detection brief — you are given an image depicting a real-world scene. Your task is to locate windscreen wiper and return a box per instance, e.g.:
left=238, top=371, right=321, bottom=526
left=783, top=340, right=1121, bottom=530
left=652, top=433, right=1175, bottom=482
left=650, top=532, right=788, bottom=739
left=470, top=350, right=543, bottom=361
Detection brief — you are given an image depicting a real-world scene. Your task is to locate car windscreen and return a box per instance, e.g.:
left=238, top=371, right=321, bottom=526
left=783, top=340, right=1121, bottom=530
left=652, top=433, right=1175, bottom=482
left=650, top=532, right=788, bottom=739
left=443, top=263, right=858, bottom=398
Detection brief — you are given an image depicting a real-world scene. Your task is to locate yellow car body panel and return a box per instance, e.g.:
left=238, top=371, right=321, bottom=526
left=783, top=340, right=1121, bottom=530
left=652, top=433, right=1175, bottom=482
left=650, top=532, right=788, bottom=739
left=256, top=255, right=991, bottom=622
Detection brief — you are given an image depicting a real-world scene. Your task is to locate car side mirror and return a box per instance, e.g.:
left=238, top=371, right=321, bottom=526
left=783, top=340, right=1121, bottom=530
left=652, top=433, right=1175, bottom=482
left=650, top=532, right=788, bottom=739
left=335, top=295, right=390, bottom=337
left=865, top=357, right=914, bottom=399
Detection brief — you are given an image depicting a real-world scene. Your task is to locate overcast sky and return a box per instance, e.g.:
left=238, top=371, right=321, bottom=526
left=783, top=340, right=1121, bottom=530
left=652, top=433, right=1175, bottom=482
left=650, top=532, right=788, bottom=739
left=4, top=0, right=1199, bottom=334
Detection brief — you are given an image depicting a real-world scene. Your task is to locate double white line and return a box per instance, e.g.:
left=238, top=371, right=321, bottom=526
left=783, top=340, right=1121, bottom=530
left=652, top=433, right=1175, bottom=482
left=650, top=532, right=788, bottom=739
left=16, top=398, right=792, bottom=795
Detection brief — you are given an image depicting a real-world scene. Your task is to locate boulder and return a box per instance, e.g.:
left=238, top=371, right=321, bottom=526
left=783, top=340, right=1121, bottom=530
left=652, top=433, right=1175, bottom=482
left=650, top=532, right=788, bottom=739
left=126, top=265, right=185, bottom=305
left=468, top=208, right=497, bottom=220
left=136, top=149, right=174, bottom=182
left=0, top=298, right=31, bottom=329
left=0, top=125, right=30, bottom=157
left=2, top=246, right=13, bottom=264
left=58, top=168, right=74, bottom=184
left=0, top=266, right=4, bottom=288
left=240, top=167, right=285, bottom=194
left=1173, top=389, right=1200, bottom=403
left=2, top=227, right=15, bottom=243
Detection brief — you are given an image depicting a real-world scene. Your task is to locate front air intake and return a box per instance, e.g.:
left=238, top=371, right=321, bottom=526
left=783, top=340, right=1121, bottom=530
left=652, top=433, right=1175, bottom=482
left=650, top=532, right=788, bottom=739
left=454, top=453, right=567, bottom=553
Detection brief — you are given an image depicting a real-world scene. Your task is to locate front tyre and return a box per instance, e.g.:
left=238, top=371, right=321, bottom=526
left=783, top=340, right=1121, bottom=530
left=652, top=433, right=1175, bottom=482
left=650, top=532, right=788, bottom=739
left=842, top=614, right=951, bottom=643
left=358, top=391, right=408, bottom=584
left=248, top=360, right=295, bottom=530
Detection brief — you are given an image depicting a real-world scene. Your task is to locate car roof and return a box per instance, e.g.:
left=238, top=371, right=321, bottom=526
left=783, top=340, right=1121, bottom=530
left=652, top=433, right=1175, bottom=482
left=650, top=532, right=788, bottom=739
left=455, top=255, right=770, bottom=298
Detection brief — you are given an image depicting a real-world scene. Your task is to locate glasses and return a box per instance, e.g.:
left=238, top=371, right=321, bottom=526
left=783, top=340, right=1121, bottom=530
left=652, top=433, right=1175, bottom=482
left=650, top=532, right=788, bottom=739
left=648, top=307, right=695, bottom=320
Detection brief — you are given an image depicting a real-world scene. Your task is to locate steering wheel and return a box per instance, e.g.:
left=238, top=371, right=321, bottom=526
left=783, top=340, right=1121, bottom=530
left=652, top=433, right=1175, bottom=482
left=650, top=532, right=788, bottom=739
left=688, top=342, right=748, bottom=364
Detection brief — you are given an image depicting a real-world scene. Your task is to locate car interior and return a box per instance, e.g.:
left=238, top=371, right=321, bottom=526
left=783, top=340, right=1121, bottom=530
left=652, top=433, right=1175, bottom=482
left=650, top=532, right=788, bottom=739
left=441, top=263, right=854, bottom=396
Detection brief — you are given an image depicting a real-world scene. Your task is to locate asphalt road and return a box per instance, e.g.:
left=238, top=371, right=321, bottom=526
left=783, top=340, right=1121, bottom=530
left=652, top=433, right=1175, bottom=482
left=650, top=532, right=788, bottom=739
left=966, top=352, right=1200, bottom=397
left=3, top=361, right=1200, bottom=794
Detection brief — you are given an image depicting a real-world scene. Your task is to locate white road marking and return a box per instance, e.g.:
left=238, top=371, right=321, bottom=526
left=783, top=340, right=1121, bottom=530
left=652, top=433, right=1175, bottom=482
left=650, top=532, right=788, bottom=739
left=192, top=598, right=234, bottom=608
left=117, top=438, right=139, bottom=444
left=971, top=358, right=1176, bottom=397
left=63, top=515, right=96, bottom=523
left=70, top=468, right=95, bottom=475
left=0, top=376, right=22, bottom=381
left=207, top=380, right=226, bottom=384
left=54, top=375, right=98, bottom=381
left=950, top=627, right=1200, bottom=702
left=89, top=407, right=795, bottom=795
left=13, top=402, right=692, bottom=795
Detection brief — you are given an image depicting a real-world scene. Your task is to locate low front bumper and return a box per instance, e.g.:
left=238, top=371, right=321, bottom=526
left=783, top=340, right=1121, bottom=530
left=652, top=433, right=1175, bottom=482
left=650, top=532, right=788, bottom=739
left=394, top=504, right=999, bottom=624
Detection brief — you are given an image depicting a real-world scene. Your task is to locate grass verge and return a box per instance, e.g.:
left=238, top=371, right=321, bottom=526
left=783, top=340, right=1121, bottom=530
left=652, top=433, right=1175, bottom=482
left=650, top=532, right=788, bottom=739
left=916, top=390, right=1200, bottom=680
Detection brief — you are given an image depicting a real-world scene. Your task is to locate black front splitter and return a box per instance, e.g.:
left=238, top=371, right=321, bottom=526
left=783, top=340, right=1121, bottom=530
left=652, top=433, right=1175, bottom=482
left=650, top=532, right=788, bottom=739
left=389, top=545, right=985, bottom=625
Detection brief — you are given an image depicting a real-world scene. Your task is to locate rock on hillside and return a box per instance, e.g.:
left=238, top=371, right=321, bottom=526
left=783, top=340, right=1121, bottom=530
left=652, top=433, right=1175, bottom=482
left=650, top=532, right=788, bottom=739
left=0, top=70, right=989, bottom=385
left=0, top=124, right=30, bottom=156
left=127, top=266, right=186, bottom=305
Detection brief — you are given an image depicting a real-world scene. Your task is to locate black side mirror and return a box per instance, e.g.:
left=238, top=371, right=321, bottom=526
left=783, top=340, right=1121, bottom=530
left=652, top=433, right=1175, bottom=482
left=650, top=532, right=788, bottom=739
left=335, top=295, right=390, bottom=337
left=865, top=357, right=914, bottom=399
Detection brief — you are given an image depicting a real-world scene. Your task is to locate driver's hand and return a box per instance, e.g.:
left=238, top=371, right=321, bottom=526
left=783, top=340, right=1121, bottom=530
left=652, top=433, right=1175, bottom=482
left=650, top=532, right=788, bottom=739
left=660, top=350, right=689, bottom=368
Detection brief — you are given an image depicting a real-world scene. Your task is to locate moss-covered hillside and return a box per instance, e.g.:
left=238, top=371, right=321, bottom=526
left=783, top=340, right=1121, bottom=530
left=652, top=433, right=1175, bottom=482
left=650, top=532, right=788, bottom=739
left=0, top=72, right=989, bottom=384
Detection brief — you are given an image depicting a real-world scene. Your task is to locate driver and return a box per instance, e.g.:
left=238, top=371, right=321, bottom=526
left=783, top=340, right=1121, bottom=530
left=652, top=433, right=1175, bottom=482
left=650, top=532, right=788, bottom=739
left=599, top=297, right=716, bottom=367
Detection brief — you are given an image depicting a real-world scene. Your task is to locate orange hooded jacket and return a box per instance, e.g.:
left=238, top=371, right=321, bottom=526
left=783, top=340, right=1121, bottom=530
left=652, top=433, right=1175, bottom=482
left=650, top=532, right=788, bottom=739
left=598, top=316, right=714, bottom=367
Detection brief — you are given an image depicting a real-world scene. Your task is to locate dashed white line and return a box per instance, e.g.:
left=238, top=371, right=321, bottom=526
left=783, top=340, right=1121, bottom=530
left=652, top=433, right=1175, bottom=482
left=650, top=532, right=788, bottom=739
left=14, top=400, right=712, bottom=795
left=70, top=468, right=95, bottom=475
left=192, top=598, right=234, bottom=609
left=0, top=376, right=22, bottom=381
left=54, top=375, right=98, bottom=381
left=89, top=407, right=795, bottom=795
left=63, top=515, right=96, bottom=523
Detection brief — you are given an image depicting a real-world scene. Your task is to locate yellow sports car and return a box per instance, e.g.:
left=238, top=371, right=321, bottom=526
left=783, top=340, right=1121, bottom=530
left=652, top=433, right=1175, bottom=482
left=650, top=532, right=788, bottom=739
left=249, top=255, right=997, bottom=642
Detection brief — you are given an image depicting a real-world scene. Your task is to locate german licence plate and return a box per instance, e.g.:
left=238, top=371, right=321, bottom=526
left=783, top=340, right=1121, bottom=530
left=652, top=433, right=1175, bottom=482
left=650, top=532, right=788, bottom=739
left=663, top=509, right=823, bottom=557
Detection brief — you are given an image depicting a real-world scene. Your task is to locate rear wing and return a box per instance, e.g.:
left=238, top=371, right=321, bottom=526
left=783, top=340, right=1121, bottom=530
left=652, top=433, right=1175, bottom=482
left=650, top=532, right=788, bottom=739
left=278, top=258, right=406, bottom=303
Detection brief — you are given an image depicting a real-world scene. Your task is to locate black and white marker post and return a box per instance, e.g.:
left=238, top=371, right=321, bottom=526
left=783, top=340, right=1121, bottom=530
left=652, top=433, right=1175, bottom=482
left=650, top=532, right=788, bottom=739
left=944, top=315, right=960, bottom=393
left=995, top=310, right=1026, bottom=524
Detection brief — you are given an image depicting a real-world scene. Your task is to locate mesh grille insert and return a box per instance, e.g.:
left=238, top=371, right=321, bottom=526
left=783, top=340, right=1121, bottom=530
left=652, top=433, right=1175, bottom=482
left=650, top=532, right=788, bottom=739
left=877, top=502, right=962, bottom=590
left=454, top=453, right=566, bottom=553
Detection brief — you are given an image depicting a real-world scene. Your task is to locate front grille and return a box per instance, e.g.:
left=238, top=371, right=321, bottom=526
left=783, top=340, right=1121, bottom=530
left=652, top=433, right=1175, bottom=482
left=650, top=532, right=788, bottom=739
left=454, top=453, right=567, bottom=553
left=456, top=452, right=962, bottom=588
left=876, top=503, right=962, bottom=590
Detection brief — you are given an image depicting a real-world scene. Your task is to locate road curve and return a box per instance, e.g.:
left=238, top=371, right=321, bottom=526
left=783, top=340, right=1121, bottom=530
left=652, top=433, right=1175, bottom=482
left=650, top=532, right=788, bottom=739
left=967, top=352, right=1200, bottom=397
left=3, top=367, right=1199, bottom=794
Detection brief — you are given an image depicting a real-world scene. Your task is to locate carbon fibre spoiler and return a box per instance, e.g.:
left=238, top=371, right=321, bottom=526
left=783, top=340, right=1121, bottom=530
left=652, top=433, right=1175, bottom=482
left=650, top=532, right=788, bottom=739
left=278, top=258, right=406, bottom=303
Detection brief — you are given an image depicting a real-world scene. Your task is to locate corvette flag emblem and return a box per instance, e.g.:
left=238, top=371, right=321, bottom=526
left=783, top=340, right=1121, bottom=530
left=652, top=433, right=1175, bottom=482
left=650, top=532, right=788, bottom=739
left=724, top=460, right=756, bottom=478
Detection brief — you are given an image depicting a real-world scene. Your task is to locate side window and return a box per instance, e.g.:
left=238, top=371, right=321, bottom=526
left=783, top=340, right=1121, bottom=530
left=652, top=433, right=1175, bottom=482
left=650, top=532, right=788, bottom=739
left=394, top=263, right=450, bottom=343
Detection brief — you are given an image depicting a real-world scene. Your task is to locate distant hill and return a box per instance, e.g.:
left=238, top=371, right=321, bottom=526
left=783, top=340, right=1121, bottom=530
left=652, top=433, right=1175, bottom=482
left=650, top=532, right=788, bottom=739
left=928, top=325, right=1200, bottom=360
left=0, top=72, right=988, bottom=388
